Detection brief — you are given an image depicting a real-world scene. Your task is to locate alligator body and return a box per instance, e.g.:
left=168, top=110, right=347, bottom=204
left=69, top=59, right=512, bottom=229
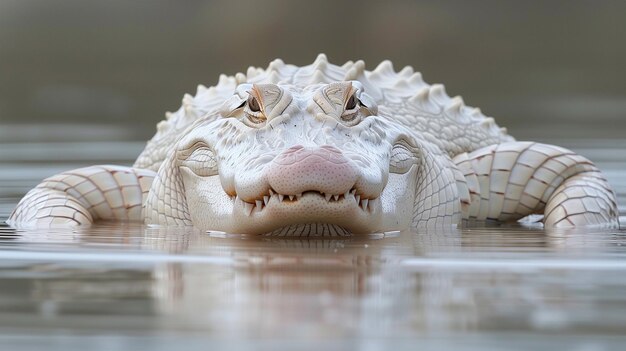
left=8, top=55, right=619, bottom=235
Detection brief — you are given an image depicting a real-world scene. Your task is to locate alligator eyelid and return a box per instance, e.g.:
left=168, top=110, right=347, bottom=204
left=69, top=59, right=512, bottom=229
left=358, top=98, right=368, bottom=108
left=247, top=96, right=261, bottom=113
left=341, top=113, right=358, bottom=122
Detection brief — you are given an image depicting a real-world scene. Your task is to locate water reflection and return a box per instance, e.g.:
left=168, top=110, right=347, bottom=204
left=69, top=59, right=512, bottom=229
left=1, top=222, right=625, bottom=345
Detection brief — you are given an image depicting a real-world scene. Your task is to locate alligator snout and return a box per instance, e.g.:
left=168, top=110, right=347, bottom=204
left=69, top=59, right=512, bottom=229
left=266, top=145, right=358, bottom=196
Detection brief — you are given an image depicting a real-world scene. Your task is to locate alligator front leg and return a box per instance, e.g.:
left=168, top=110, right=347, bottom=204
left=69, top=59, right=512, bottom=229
left=453, top=142, right=619, bottom=228
left=7, top=165, right=155, bottom=227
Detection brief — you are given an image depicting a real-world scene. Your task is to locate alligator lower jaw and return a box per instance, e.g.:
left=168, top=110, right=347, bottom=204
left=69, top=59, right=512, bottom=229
left=263, top=223, right=352, bottom=237
left=229, top=191, right=383, bottom=234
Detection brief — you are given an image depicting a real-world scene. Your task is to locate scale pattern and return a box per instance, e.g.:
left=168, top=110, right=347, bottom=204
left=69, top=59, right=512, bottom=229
left=9, top=166, right=154, bottom=227
left=453, top=142, right=619, bottom=227
left=144, top=154, right=192, bottom=226
left=410, top=144, right=464, bottom=228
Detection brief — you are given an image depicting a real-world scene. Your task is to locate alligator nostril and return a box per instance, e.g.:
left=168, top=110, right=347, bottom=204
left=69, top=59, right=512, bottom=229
left=267, top=145, right=358, bottom=196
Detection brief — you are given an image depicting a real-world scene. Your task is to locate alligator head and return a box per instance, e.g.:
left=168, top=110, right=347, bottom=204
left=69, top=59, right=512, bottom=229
left=144, top=81, right=462, bottom=235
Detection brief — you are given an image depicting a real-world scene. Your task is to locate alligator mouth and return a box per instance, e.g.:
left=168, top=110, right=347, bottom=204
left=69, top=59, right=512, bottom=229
left=179, top=167, right=393, bottom=235
left=233, top=188, right=376, bottom=216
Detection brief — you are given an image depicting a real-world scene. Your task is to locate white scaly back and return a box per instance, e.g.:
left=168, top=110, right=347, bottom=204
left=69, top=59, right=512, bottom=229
left=134, top=54, right=514, bottom=171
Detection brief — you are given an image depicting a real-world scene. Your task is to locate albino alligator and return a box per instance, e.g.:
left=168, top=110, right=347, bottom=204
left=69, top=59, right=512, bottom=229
left=8, top=55, right=619, bottom=235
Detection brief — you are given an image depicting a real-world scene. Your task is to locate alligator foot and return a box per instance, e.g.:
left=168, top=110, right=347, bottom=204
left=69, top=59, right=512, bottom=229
left=453, top=142, right=619, bottom=228
left=7, top=165, right=155, bottom=227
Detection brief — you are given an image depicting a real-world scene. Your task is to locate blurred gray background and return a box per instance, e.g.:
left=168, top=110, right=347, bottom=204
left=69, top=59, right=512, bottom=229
left=1, top=0, right=625, bottom=143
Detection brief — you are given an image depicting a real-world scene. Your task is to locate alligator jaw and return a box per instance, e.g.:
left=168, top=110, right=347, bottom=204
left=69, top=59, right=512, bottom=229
left=234, top=188, right=374, bottom=215
left=230, top=190, right=383, bottom=234
left=179, top=164, right=418, bottom=235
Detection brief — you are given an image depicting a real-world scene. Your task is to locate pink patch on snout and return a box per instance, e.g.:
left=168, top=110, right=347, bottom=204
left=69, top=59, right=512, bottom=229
left=267, top=145, right=358, bottom=195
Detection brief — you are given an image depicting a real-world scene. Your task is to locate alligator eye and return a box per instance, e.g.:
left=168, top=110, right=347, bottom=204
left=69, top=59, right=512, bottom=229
left=340, top=93, right=362, bottom=125
left=243, top=95, right=266, bottom=126
left=345, top=94, right=358, bottom=110
left=248, top=96, right=261, bottom=112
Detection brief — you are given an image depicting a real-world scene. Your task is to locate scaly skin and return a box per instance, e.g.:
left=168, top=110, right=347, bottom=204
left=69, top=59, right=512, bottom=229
left=7, top=55, right=620, bottom=235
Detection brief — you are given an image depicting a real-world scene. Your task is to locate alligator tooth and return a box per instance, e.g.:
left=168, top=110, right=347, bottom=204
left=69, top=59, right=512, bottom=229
left=269, top=189, right=275, bottom=196
left=278, top=194, right=285, bottom=202
left=289, top=195, right=294, bottom=201
left=333, top=194, right=339, bottom=201
left=295, top=193, right=302, bottom=200
left=325, top=193, right=332, bottom=202
left=243, top=202, right=254, bottom=216
left=263, top=196, right=270, bottom=206
left=361, top=198, right=369, bottom=210
left=344, top=190, right=350, bottom=198
left=256, top=200, right=263, bottom=209
left=350, top=188, right=356, bottom=195
left=355, top=194, right=361, bottom=204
